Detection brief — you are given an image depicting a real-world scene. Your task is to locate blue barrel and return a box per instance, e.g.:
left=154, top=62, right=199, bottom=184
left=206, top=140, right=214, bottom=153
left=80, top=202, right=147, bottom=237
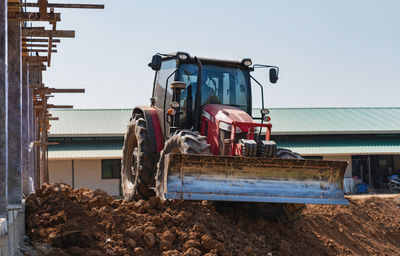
left=356, top=183, right=369, bottom=193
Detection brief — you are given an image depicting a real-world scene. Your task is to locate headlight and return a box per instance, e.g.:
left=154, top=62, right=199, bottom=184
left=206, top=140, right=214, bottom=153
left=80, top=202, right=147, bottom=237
left=261, top=108, right=270, bottom=115
left=241, top=58, right=252, bottom=66
left=177, top=52, right=190, bottom=60
left=171, top=101, right=180, bottom=109
left=263, top=115, right=271, bottom=122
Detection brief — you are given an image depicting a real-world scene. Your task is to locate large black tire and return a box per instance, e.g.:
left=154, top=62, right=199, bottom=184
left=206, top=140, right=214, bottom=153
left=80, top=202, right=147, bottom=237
left=276, top=148, right=302, bottom=159
left=121, top=114, right=157, bottom=201
left=155, top=130, right=210, bottom=199
left=257, top=148, right=306, bottom=225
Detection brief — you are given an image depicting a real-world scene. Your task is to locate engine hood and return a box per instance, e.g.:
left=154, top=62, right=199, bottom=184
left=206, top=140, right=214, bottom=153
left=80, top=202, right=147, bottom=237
left=202, top=104, right=253, bottom=124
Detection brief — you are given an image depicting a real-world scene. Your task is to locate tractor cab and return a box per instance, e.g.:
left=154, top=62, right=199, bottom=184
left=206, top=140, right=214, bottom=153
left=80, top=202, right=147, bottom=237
left=149, top=52, right=278, bottom=140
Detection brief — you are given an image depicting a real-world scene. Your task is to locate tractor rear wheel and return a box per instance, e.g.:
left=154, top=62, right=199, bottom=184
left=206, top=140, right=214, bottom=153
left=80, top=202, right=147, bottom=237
left=121, top=114, right=157, bottom=201
left=155, top=130, right=210, bottom=199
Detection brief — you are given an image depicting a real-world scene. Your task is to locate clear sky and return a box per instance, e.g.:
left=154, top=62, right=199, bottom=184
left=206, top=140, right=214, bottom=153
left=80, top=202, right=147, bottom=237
left=43, top=0, right=400, bottom=109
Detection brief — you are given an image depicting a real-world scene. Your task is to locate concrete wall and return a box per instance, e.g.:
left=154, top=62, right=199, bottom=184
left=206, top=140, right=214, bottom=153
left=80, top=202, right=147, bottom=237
left=323, top=155, right=352, bottom=178
left=49, top=159, right=121, bottom=196
left=0, top=205, right=24, bottom=256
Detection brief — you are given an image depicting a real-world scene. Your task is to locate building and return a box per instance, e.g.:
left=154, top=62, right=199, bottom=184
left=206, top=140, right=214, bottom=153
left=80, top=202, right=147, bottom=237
left=48, top=108, right=400, bottom=196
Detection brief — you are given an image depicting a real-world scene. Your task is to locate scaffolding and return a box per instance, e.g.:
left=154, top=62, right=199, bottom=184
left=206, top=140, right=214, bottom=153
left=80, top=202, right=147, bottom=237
left=7, top=1, right=103, bottom=190
left=1, top=4, right=104, bottom=241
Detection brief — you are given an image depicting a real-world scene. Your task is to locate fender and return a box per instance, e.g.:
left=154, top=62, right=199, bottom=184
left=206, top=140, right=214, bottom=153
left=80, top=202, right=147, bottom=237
left=132, top=106, right=164, bottom=153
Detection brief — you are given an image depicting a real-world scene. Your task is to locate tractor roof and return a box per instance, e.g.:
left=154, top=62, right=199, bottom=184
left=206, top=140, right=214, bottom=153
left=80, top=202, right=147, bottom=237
left=162, top=52, right=250, bottom=68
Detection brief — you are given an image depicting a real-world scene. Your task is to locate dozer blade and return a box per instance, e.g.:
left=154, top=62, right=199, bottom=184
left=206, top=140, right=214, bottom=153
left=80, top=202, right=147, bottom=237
left=159, top=154, right=349, bottom=205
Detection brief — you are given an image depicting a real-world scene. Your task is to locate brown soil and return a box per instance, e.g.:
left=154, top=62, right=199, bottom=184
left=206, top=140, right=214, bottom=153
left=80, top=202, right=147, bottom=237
left=25, top=183, right=400, bottom=256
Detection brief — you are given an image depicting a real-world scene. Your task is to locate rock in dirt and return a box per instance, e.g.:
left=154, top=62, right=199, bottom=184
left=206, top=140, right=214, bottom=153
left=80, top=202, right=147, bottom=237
left=125, top=238, right=136, bottom=248
left=183, top=247, right=202, bottom=256
left=159, top=230, right=176, bottom=251
left=201, top=234, right=225, bottom=253
left=134, top=247, right=146, bottom=256
left=143, top=232, right=156, bottom=248
left=126, top=226, right=143, bottom=240
left=162, top=249, right=182, bottom=256
left=243, top=245, right=253, bottom=254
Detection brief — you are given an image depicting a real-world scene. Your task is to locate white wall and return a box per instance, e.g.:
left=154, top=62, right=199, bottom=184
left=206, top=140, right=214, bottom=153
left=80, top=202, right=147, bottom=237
left=323, top=155, right=352, bottom=178
left=48, top=159, right=121, bottom=196
left=49, top=160, right=73, bottom=185
left=74, top=160, right=120, bottom=196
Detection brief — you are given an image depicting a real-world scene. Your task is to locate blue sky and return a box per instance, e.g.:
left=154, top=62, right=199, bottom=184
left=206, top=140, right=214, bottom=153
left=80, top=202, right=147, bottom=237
left=43, top=0, right=400, bottom=109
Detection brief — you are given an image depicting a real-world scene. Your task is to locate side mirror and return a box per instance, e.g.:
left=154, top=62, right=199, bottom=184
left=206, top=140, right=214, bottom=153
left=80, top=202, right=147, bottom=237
left=269, top=68, right=278, bottom=84
left=148, top=55, right=162, bottom=71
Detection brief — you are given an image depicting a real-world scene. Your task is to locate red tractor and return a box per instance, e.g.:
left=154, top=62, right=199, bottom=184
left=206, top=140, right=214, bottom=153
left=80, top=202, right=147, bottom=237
left=122, top=52, right=347, bottom=222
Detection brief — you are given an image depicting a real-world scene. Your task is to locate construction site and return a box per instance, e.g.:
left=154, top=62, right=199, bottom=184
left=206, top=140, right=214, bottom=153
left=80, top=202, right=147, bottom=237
left=1, top=1, right=400, bottom=256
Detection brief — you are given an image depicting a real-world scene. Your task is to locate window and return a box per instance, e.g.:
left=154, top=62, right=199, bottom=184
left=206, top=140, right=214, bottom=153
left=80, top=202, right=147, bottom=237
left=152, top=59, right=177, bottom=134
left=101, top=159, right=121, bottom=179
left=153, top=59, right=177, bottom=110
left=177, top=64, right=250, bottom=127
left=178, top=64, right=250, bottom=111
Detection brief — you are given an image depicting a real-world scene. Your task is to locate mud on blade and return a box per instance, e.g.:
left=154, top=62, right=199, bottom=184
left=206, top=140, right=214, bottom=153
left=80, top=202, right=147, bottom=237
left=158, top=154, right=349, bottom=205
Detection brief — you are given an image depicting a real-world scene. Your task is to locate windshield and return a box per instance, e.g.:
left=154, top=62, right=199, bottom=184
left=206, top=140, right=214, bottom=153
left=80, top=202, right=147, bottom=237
left=177, top=64, right=250, bottom=113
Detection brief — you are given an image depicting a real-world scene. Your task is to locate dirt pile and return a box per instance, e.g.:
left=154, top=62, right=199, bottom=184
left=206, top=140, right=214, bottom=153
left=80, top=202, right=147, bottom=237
left=25, top=183, right=400, bottom=256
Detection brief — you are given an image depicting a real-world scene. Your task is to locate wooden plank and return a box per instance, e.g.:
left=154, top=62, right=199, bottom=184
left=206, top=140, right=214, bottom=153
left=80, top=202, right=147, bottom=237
left=35, top=88, right=85, bottom=93
left=22, top=44, right=57, bottom=48
left=22, top=29, right=74, bottom=38
left=47, top=105, right=73, bottom=109
left=23, top=49, right=57, bottom=53
left=39, top=0, right=48, bottom=19
left=10, top=2, right=104, bottom=9
left=47, top=16, right=57, bottom=67
left=23, top=27, right=45, bottom=30
left=7, top=0, right=20, bottom=12
left=23, top=38, right=61, bottom=43
left=29, top=66, right=47, bottom=71
left=28, top=62, right=45, bottom=67
left=23, top=56, right=48, bottom=62
left=8, top=12, right=61, bottom=22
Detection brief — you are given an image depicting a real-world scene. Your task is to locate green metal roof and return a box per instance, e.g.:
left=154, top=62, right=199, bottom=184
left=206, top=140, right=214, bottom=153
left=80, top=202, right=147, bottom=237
left=277, top=139, right=400, bottom=155
left=253, top=107, right=400, bottom=135
left=49, top=109, right=132, bottom=136
left=48, top=141, right=123, bottom=160
left=49, top=107, right=400, bottom=137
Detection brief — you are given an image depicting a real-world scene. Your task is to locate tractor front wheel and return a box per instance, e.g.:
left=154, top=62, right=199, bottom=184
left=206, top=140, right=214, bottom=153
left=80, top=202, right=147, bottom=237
left=155, top=130, right=210, bottom=199
left=121, top=114, right=157, bottom=201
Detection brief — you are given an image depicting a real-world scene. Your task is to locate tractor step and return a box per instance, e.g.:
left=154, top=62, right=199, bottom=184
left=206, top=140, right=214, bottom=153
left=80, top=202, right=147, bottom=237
left=158, top=154, right=349, bottom=205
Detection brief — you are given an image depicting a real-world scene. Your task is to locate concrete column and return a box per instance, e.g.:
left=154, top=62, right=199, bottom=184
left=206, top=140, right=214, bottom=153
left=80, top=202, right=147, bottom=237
left=21, top=63, right=30, bottom=194
left=0, top=0, right=7, bottom=217
left=28, top=68, right=39, bottom=188
left=7, top=19, right=22, bottom=205
left=28, top=69, right=35, bottom=192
